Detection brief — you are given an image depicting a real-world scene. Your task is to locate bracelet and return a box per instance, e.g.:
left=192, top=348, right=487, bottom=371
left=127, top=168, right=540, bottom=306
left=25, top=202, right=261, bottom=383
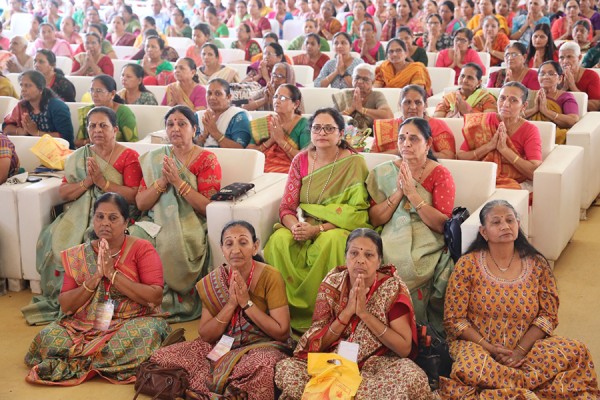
left=336, top=315, right=349, bottom=326
left=178, top=181, right=187, bottom=193
left=153, top=180, right=166, bottom=194
left=516, top=344, right=528, bottom=353
left=362, top=107, right=368, bottom=116
left=79, top=180, right=89, bottom=190
left=178, top=182, right=191, bottom=196
left=376, top=325, right=388, bottom=338
left=215, top=316, right=228, bottom=324
left=477, top=336, right=485, bottom=344
left=386, top=197, right=395, bottom=208
left=110, top=270, right=119, bottom=285
left=512, top=155, right=520, bottom=164
left=554, top=112, right=559, bottom=120
left=181, top=184, right=192, bottom=197
left=82, top=281, right=95, bottom=293
left=473, top=149, right=478, bottom=159
left=415, top=200, right=426, bottom=211
left=217, top=134, right=226, bottom=144
left=328, top=324, right=342, bottom=336
left=103, top=180, right=110, bottom=192
left=259, top=144, right=266, bottom=152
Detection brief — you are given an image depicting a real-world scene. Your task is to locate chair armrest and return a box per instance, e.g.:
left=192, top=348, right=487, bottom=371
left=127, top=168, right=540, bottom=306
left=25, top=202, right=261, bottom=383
left=567, top=112, right=600, bottom=210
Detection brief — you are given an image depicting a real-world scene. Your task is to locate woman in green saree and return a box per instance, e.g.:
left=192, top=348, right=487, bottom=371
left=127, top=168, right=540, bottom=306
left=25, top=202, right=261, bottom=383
left=264, top=107, right=372, bottom=333
left=21, top=107, right=143, bottom=325
left=133, top=105, right=222, bottom=322
left=366, top=117, right=455, bottom=336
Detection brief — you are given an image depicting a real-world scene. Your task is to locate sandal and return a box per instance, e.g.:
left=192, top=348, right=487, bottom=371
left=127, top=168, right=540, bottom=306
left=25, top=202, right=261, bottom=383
left=161, top=327, right=186, bottom=347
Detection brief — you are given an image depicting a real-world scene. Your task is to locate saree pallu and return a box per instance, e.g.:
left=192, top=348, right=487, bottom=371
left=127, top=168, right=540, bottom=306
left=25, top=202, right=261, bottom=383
left=462, top=112, right=527, bottom=189
left=374, top=60, right=432, bottom=94
left=437, top=89, right=497, bottom=118
left=24, top=240, right=170, bottom=386
left=264, top=155, right=371, bottom=333
left=366, top=161, right=454, bottom=336
left=527, top=90, right=569, bottom=144
left=151, top=265, right=291, bottom=399
left=21, top=146, right=135, bottom=325
left=163, top=82, right=206, bottom=111
left=129, top=147, right=210, bottom=322
left=275, top=266, right=433, bottom=399
left=372, top=117, right=456, bottom=154
left=255, top=117, right=309, bottom=173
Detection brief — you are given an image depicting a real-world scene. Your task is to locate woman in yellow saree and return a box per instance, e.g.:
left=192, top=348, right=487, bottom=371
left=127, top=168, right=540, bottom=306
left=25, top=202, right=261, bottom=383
left=263, top=108, right=371, bottom=334
left=374, top=39, right=431, bottom=94
left=524, top=60, right=580, bottom=144
left=457, top=82, right=543, bottom=190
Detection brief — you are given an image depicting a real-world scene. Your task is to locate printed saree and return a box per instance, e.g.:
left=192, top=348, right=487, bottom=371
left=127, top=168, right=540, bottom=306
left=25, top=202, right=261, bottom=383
left=366, top=161, right=454, bottom=336
left=24, top=239, right=170, bottom=386
left=275, top=265, right=433, bottom=399
left=527, top=90, right=571, bottom=144
left=375, top=60, right=432, bottom=94
left=264, top=154, right=371, bottom=333
left=21, top=146, right=137, bottom=325
left=150, top=265, right=291, bottom=399
left=372, top=117, right=456, bottom=155
left=77, top=104, right=138, bottom=143
left=436, top=88, right=497, bottom=118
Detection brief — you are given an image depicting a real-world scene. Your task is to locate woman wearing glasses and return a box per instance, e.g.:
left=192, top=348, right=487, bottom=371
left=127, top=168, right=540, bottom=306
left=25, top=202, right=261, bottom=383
left=314, top=32, right=362, bottom=89
left=524, top=61, right=579, bottom=144
left=243, top=62, right=296, bottom=111
left=243, top=42, right=285, bottom=87
left=374, top=39, right=431, bottom=94
left=472, top=15, right=510, bottom=67
left=248, top=84, right=310, bottom=172
left=416, top=13, right=453, bottom=53
left=487, top=43, right=540, bottom=90
left=263, top=107, right=371, bottom=334
left=75, top=75, right=138, bottom=148
left=435, top=28, right=486, bottom=84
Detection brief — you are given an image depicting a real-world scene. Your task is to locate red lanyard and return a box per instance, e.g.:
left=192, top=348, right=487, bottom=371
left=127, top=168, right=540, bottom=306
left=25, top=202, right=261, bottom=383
left=347, top=278, right=379, bottom=340
left=102, top=237, right=127, bottom=301
left=227, top=260, right=256, bottom=334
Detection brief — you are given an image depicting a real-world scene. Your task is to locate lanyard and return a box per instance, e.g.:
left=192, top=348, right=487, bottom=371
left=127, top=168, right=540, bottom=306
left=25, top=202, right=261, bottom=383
left=347, top=277, right=379, bottom=341
left=227, top=260, right=256, bottom=335
left=102, top=237, right=127, bottom=301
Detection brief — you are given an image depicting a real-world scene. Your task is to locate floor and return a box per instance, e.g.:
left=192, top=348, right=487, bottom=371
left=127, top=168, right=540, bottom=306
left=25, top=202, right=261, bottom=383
left=1, top=206, right=600, bottom=399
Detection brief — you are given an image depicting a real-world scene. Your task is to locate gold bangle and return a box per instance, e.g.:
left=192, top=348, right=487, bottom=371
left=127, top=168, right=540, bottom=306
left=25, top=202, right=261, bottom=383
left=554, top=112, right=559, bottom=120
left=178, top=180, right=187, bottom=193
left=328, top=325, right=342, bottom=336
left=415, top=200, right=426, bottom=211
left=153, top=180, right=166, bottom=194
left=181, top=184, right=192, bottom=197
left=516, top=344, right=528, bottom=353
left=477, top=336, right=485, bottom=344
left=386, top=197, right=395, bottom=208
left=473, top=149, right=478, bottom=159
left=376, top=325, right=388, bottom=338
left=110, top=270, right=119, bottom=285
left=82, top=281, right=95, bottom=293
left=512, top=155, right=520, bottom=164
left=259, top=144, right=266, bottom=152
left=79, top=180, right=88, bottom=190
left=217, top=134, right=226, bottom=143
left=362, top=107, right=368, bottom=116
left=103, top=180, right=110, bottom=192
left=214, top=316, right=228, bottom=324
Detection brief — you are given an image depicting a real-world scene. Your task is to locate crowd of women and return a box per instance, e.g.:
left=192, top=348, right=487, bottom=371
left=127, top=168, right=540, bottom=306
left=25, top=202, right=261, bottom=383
left=1, top=0, right=600, bottom=397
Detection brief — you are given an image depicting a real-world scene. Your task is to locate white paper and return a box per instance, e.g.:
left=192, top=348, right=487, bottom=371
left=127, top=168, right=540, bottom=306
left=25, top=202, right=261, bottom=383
left=207, top=335, right=235, bottom=361
left=296, top=206, right=305, bottom=222
left=337, top=340, right=359, bottom=363
left=134, top=221, right=162, bottom=238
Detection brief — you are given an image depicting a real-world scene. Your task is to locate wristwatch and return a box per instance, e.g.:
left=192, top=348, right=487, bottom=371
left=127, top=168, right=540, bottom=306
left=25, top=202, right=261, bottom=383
left=242, top=300, right=254, bottom=311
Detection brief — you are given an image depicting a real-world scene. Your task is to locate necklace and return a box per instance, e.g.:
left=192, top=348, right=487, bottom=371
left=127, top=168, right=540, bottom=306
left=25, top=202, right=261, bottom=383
left=92, top=144, right=116, bottom=174
left=413, top=158, right=428, bottom=185
left=171, top=146, right=197, bottom=173
left=110, top=249, right=122, bottom=258
left=305, top=147, right=340, bottom=204
left=488, top=250, right=515, bottom=272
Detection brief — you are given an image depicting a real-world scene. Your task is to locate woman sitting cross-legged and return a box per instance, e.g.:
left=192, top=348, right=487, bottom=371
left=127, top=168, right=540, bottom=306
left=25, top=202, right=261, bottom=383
left=150, top=220, right=291, bottom=400
left=440, top=199, right=600, bottom=398
left=275, top=228, right=434, bottom=399
left=24, top=192, right=170, bottom=386
left=263, top=107, right=372, bottom=333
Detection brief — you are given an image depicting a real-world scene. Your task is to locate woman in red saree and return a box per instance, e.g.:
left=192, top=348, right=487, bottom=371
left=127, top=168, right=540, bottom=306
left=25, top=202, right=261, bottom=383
left=292, top=33, right=330, bottom=80
left=457, top=82, right=542, bottom=190
left=559, top=41, right=600, bottom=111
left=150, top=221, right=291, bottom=399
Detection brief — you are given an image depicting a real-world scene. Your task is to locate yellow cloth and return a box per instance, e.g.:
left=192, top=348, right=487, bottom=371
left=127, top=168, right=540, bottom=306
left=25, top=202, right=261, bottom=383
left=374, top=61, right=431, bottom=94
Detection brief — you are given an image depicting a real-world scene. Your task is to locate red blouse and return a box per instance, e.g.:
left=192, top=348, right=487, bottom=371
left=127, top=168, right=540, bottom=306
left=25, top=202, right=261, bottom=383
left=62, top=148, right=143, bottom=186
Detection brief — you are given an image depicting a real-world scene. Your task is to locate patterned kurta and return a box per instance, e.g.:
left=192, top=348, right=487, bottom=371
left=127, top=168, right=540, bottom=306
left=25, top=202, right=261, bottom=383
left=440, top=251, right=599, bottom=398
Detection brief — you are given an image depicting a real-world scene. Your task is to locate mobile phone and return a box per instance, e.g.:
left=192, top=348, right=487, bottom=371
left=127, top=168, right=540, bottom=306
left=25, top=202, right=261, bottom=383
left=26, top=176, right=42, bottom=183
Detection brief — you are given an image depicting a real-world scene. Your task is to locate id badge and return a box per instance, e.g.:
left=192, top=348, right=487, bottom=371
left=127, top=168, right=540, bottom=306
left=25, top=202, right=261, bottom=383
left=94, top=300, right=114, bottom=331
left=337, top=340, right=359, bottom=363
left=207, top=335, right=235, bottom=361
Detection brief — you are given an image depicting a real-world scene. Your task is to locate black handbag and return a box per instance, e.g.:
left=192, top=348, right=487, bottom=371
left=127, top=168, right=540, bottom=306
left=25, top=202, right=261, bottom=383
left=210, top=182, right=255, bottom=201
left=415, top=324, right=453, bottom=391
left=443, top=206, right=470, bottom=263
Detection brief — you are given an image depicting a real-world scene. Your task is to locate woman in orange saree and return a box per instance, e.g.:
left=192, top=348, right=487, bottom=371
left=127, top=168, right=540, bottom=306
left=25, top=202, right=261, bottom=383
left=374, top=39, right=431, bottom=94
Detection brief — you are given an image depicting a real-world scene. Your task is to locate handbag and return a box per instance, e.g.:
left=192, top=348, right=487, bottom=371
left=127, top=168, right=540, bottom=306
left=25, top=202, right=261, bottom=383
left=415, top=324, right=452, bottom=391
left=210, top=182, right=255, bottom=201
left=133, top=361, right=189, bottom=400
left=443, top=206, right=470, bottom=263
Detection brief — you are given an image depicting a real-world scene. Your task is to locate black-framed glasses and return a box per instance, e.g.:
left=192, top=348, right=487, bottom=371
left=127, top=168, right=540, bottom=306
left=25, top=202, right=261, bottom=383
left=311, top=124, right=339, bottom=134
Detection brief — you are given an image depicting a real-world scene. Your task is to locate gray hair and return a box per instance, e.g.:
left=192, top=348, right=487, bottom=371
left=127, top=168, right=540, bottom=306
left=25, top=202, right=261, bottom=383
left=352, top=63, right=375, bottom=81
left=559, top=41, right=581, bottom=57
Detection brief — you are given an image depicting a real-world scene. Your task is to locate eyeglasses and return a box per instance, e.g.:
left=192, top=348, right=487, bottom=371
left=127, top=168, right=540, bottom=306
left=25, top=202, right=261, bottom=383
left=272, top=73, right=287, bottom=79
left=274, top=94, right=291, bottom=102
left=388, top=48, right=404, bottom=54
left=311, top=124, right=339, bottom=134
left=454, top=37, right=468, bottom=43
left=88, top=122, right=112, bottom=130
left=89, top=88, right=109, bottom=94
left=353, top=75, right=371, bottom=82
left=504, top=52, right=522, bottom=59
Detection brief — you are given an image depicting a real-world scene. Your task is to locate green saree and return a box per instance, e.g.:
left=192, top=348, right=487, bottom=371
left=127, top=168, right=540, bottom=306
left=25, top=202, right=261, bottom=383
left=264, top=153, right=371, bottom=333
left=77, top=105, right=138, bottom=143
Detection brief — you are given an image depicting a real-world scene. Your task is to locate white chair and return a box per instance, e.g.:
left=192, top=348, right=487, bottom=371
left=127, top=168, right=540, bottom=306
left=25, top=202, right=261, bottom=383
left=299, top=87, right=340, bottom=114
left=427, top=67, right=456, bottom=96
left=126, top=104, right=171, bottom=139
left=477, top=52, right=491, bottom=77
left=360, top=152, right=398, bottom=170
left=113, top=46, right=139, bottom=59
left=426, top=52, right=438, bottom=67
left=68, top=76, right=95, bottom=102
left=219, top=48, right=246, bottom=63
left=217, top=37, right=236, bottom=49
left=165, top=36, right=193, bottom=57
left=282, top=19, right=304, bottom=41
left=112, top=59, right=133, bottom=86
left=55, top=56, right=73, bottom=75
left=228, top=63, right=251, bottom=78
left=6, top=73, right=20, bottom=96
left=292, top=65, right=314, bottom=86
left=268, top=19, right=280, bottom=37
left=66, top=102, right=89, bottom=137
left=248, top=110, right=276, bottom=119
left=372, top=88, right=402, bottom=113
left=8, top=13, right=33, bottom=35
left=0, top=96, right=18, bottom=119
left=144, top=85, right=168, bottom=104
left=569, top=91, right=588, bottom=118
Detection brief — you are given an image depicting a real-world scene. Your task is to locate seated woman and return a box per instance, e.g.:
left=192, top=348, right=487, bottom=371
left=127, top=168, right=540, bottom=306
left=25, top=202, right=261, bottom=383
left=106, top=16, right=136, bottom=46
left=381, top=0, right=411, bottom=41
left=250, top=33, right=293, bottom=64
left=526, top=23, right=557, bottom=68
left=466, top=0, right=509, bottom=36
left=139, top=35, right=175, bottom=86
left=316, top=0, right=342, bottom=41
left=416, top=13, right=453, bottom=52
left=151, top=220, right=290, bottom=399
left=117, top=63, right=159, bottom=105
left=167, top=7, right=192, bottom=38
left=434, top=63, right=497, bottom=118
left=436, top=28, right=486, bottom=84
left=372, top=85, right=456, bottom=160
left=397, top=27, right=429, bottom=65
left=487, top=42, right=540, bottom=90
left=551, top=0, right=593, bottom=41
left=244, top=62, right=296, bottom=111
left=263, top=108, right=371, bottom=333
left=440, top=1, right=465, bottom=35
left=198, top=43, right=241, bottom=84
left=246, top=0, right=271, bottom=37
left=72, top=32, right=115, bottom=77
left=570, top=20, right=594, bottom=54
left=133, top=16, right=170, bottom=49
left=440, top=200, right=600, bottom=398
left=227, top=0, right=250, bottom=29
left=231, top=22, right=262, bottom=62
left=244, top=42, right=285, bottom=86
left=0, top=133, right=19, bottom=185
left=267, top=0, right=292, bottom=38
left=205, top=6, right=230, bottom=38
left=457, top=82, right=542, bottom=190
left=6, top=36, right=33, bottom=74
left=58, top=16, right=82, bottom=45
left=0, top=71, right=17, bottom=98
left=121, top=5, right=141, bottom=35
left=3, top=70, right=74, bottom=149
left=197, top=78, right=251, bottom=148
left=20, top=107, right=142, bottom=325
left=525, top=61, right=579, bottom=144
left=275, top=228, right=433, bottom=398
left=374, top=39, right=431, bottom=94
left=287, top=19, right=330, bottom=51
left=73, top=23, right=118, bottom=60
left=314, top=32, right=362, bottom=89
left=76, top=75, right=138, bottom=148
left=582, top=40, right=600, bottom=67
left=333, top=63, right=394, bottom=131
left=33, top=50, right=75, bottom=103
left=472, top=15, right=511, bottom=67
left=352, top=21, right=385, bottom=65
left=25, top=192, right=169, bottom=385
left=559, top=41, right=600, bottom=111
left=134, top=106, right=222, bottom=321
left=29, top=23, right=72, bottom=57
left=162, top=58, right=207, bottom=111
left=342, top=0, right=373, bottom=41
left=368, top=117, right=455, bottom=335
left=248, top=84, right=310, bottom=172
left=292, top=33, right=330, bottom=80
